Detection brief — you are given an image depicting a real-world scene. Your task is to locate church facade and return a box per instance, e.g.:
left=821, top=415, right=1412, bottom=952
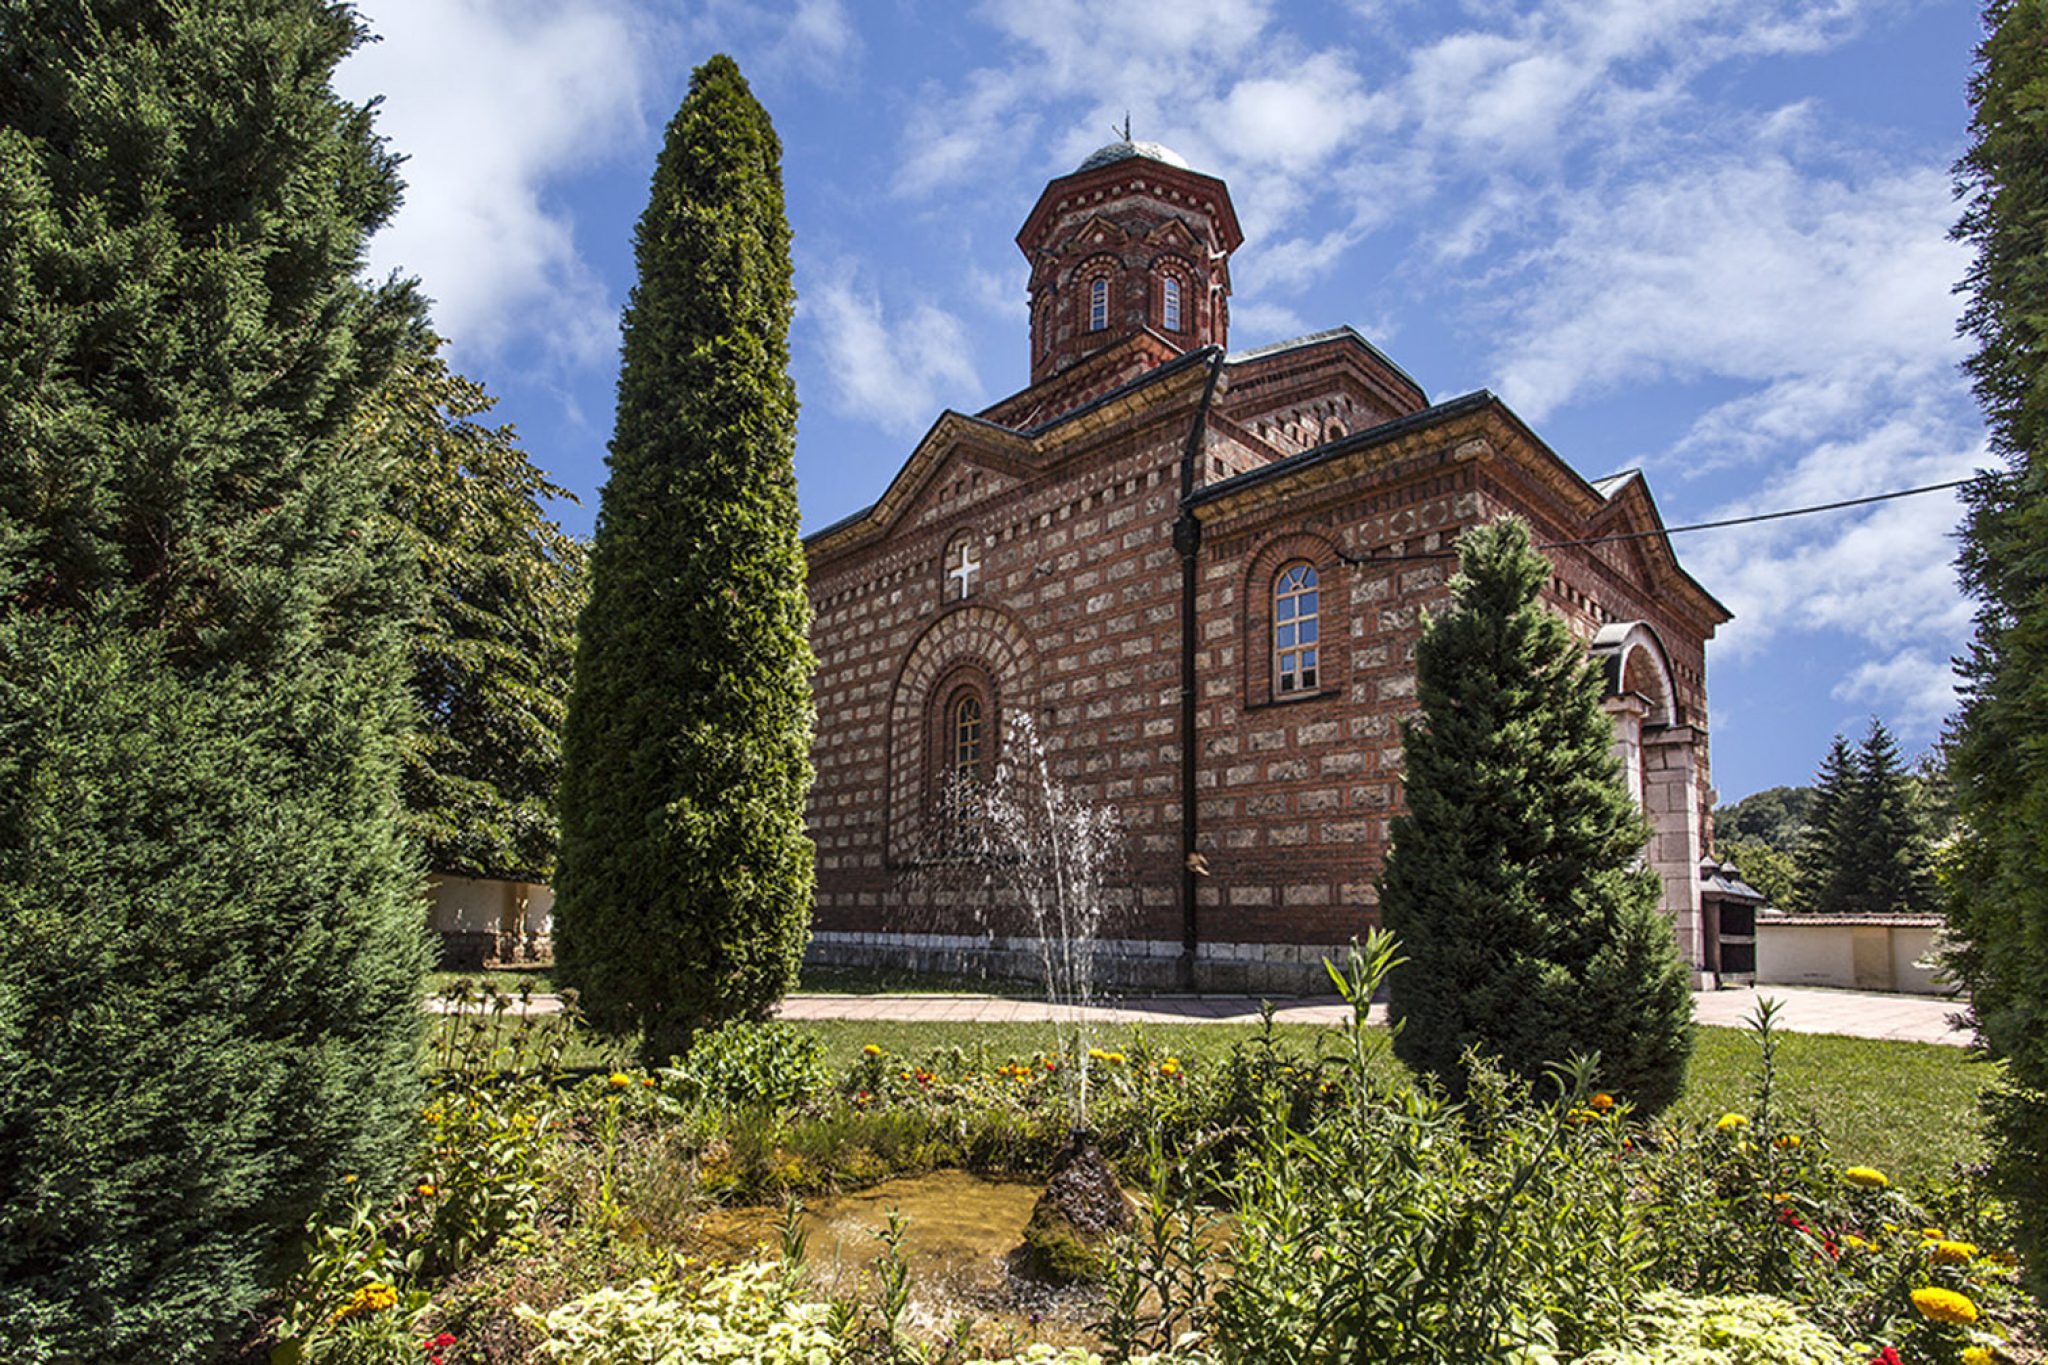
left=802, top=141, right=1732, bottom=993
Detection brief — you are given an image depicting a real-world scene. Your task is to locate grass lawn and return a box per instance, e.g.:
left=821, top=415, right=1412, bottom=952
left=778, top=1019, right=1996, bottom=1187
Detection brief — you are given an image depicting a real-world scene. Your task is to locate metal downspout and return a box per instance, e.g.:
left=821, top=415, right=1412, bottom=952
left=1175, top=348, right=1226, bottom=991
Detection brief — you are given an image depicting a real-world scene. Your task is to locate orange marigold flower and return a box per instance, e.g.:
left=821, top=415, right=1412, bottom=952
left=1909, top=1286, right=1979, bottom=1326
left=1589, top=1092, right=1615, bottom=1111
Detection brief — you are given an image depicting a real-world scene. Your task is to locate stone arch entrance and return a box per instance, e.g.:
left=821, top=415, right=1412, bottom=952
left=885, top=603, right=1036, bottom=864
left=1592, top=621, right=1706, bottom=980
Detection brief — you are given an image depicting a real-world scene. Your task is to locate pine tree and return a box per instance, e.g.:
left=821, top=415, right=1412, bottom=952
left=1946, top=0, right=2048, bottom=1301
left=371, top=335, right=586, bottom=883
left=1792, top=734, right=1858, bottom=914
left=555, top=55, right=815, bottom=1064
left=1380, top=517, right=1695, bottom=1113
left=1844, top=718, right=1937, bottom=916
left=0, top=2, right=426, bottom=1357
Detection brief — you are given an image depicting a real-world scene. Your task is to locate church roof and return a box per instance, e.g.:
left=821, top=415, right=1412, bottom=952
left=1226, top=326, right=1426, bottom=404
left=1076, top=139, right=1192, bottom=173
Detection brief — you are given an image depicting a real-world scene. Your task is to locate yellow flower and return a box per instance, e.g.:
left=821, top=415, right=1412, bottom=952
left=863, top=1044, right=883, bottom=1057
left=1716, top=1112, right=1749, bottom=1132
left=1841, top=1234, right=1873, bottom=1252
left=1843, top=1166, right=1889, bottom=1189
left=641, top=1077, right=656, bottom=1088
left=1589, top=1092, right=1615, bottom=1112
left=1962, top=1347, right=1993, bottom=1365
left=330, top=1281, right=399, bottom=1323
left=1106, top=1052, right=1125, bottom=1065
left=1909, top=1286, right=1979, bottom=1326
left=1773, top=1133, right=1802, bottom=1150
left=1925, top=1239, right=1978, bottom=1266
left=607, top=1071, right=632, bottom=1089
left=415, top=1182, right=437, bottom=1198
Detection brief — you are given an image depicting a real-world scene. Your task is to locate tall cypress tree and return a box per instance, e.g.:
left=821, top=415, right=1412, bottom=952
left=555, top=55, right=815, bottom=1064
left=1380, top=517, right=1694, bottom=1113
left=1947, top=0, right=2048, bottom=1301
left=0, top=2, right=426, bottom=1357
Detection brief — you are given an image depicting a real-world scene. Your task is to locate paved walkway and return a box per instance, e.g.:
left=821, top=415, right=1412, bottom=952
left=777, top=985, right=1971, bottom=1046
left=434, top=984, right=1970, bottom=1046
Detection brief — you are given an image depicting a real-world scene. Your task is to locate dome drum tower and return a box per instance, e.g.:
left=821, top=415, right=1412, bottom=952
left=1016, top=140, right=1244, bottom=386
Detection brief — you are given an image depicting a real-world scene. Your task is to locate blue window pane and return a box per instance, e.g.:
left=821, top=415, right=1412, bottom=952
left=1277, top=624, right=1296, bottom=649
left=1301, top=620, right=1318, bottom=644
left=1304, top=648, right=1317, bottom=669
left=1301, top=590, right=1317, bottom=615
left=1277, top=597, right=1295, bottom=621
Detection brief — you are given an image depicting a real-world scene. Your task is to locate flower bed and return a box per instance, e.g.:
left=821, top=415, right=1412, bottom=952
left=268, top=960, right=2036, bottom=1364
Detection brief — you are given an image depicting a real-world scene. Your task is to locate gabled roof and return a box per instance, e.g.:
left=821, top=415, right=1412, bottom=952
left=805, top=347, right=1221, bottom=560
left=1224, top=325, right=1429, bottom=410
left=1187, top=389, right=1732, bottom=627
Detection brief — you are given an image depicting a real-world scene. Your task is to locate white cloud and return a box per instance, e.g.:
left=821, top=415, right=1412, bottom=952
left=1833, top=647, right=1962, bottom=730
left=806, top=264, right=983, bottom=435
left=1491, top=159, right=1966, bottom=424
left=338, top=0, right=651, bottom=364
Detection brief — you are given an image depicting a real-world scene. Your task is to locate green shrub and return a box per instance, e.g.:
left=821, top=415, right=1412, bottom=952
left=1573, top=1291, right=1857, bottom=1364
left=661, top=1020, right=833, bottom=1110
left=518, top=1262, right=836, bottom=1364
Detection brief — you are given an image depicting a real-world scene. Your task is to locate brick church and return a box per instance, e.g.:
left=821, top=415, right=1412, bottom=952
left=802, top=139, right=1734, bottom=993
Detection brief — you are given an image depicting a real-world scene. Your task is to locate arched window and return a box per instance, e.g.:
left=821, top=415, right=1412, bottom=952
left=1161, top=275, right=1182, bottom=332
left=1275, top=563, right=1320, bottom=695
left=952, top=692, right=983, bottom=786
left=1088, top=276, right=1110, bottom=331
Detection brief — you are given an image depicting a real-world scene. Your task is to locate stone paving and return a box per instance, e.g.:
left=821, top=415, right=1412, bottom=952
left=434, top=983, right=1971, bottom=1046
left=778, top=983, right=1971, bottom=1046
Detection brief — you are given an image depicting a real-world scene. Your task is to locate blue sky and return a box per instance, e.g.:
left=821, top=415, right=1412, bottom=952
left=335, top=0, right=1990, bottom=805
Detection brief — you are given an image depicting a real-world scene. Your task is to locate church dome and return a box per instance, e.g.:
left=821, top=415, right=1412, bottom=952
left=1075, top=139, right=1192, bottom=173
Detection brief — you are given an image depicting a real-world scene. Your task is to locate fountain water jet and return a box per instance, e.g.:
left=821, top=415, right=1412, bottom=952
left=934, top=713, right=1136, bottom=1277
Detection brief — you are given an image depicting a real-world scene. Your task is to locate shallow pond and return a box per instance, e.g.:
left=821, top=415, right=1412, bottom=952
left=695, top=1170, right=1103, bottom=1345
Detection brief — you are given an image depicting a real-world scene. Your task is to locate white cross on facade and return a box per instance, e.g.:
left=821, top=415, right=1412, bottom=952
left=949, top=539, right=981, bottom=600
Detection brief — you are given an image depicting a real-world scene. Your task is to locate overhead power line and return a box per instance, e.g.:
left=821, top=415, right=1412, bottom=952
left=1335, top=478, right=1975, bottom=565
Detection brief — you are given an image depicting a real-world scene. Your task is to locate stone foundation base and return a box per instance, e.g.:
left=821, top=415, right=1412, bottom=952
left=806, top=930, right=1350, bottom=996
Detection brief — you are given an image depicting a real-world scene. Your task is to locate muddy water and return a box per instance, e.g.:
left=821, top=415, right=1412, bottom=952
left=694, top=1170, right=1102, bottom=1344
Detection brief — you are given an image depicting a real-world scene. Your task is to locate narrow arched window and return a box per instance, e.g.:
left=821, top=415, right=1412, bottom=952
left=1162, top=275, right=1182, bottom=332
left=953, top=693, right=983, bottom=785
left=1275, top=563, right=1320, bottom=695
left=1089, top=276, right=1109, bottom=331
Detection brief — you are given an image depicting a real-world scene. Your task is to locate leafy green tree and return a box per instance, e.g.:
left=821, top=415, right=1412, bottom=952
left=1946, top=0, right=2048, bottom=1301
left=1717, top=836, right=1799, bottom=912
left=370, top=335, right=586, bottom=883
left=0, top=1, right=426, bottom=1357
left=1714, top=785, right=1815, bottom=851
left=555, top=55, right=815, bottom=1064
left=1381, top=517, right=1695, bottom=1113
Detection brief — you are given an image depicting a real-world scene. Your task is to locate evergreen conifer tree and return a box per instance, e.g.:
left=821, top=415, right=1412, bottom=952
left=1381, top=518, right=1695, bottom=1113
left=1946, top=0, right=2048, bottom=1299
left=1792, top=734, right=1859, bottom=914
left=555, top=55, right=814, bottom=1064
left=1844, top=719, right=1937, bottom=916
left=0, top=2, right=426, bottom=1356
left=372, top=335, right=586, bottom=883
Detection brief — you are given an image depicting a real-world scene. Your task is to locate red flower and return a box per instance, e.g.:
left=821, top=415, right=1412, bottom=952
left=1867, top=1348, right=1902, bottom=1365
left=422, top=1332, right=457, bottom=1365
